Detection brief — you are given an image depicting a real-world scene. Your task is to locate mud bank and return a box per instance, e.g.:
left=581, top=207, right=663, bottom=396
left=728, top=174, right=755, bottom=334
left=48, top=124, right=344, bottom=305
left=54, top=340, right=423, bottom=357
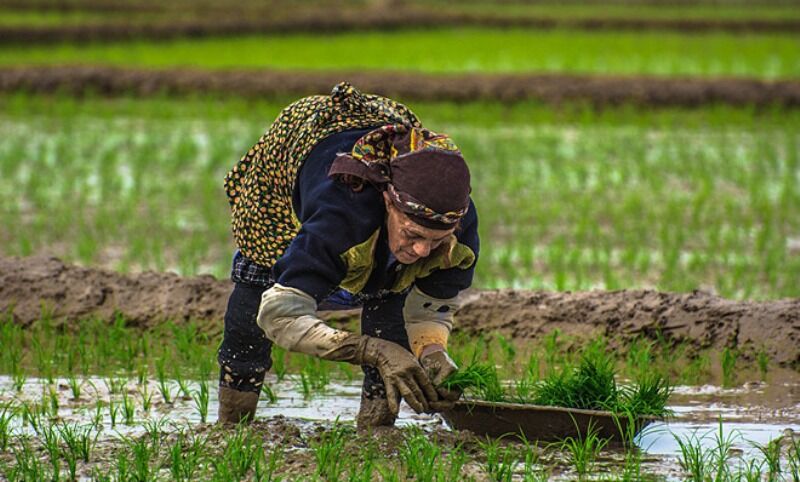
left=2, top=255, right=798, bottom=367
left=2, top=66, right=799, bottom=107
left=2, top=13, right=797, bottom=45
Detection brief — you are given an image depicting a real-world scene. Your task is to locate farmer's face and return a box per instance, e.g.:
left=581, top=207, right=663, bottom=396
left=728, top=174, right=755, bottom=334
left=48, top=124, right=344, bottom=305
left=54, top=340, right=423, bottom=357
left=383, top=191, right=455, bottom=264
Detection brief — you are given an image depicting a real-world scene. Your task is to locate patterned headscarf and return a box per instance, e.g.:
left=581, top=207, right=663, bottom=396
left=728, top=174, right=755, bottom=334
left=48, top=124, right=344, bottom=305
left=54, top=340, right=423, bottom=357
left=329, top=124, right=471, bottom=229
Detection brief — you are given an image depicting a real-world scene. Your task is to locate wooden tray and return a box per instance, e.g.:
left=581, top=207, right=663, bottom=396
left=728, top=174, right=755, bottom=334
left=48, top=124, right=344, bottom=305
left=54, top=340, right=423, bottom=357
left=442, top=399, right=659, bottom=442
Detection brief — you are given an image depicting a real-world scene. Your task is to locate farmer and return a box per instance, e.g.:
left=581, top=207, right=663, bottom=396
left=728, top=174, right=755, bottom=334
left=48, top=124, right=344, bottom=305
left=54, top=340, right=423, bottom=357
left=218, top=82, right=479, bottom=430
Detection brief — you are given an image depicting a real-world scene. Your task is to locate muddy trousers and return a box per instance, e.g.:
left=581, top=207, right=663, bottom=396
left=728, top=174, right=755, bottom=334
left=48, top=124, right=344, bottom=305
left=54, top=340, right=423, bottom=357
left=217, top=282, right=411, bottom=402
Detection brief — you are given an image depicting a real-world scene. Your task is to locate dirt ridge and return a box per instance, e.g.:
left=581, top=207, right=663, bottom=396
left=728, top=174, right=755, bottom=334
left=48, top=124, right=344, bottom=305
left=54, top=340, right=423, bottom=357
left=2, top=13, right=798, bottom=45
left=2, top=66, right=799, bottom=107
left=2, top=255, right=798, bottom=367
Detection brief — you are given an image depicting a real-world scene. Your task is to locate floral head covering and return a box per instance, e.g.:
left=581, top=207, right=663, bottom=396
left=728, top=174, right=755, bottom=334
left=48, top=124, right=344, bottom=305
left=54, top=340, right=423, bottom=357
left=328, top=124, right=471, bottom=229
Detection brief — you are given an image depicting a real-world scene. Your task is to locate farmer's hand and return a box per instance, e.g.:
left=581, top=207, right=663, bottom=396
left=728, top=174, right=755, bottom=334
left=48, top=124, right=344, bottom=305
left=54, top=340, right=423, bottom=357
left=357, top=336, right=439, bottom=416
left=420, top=344, right=461, bottom=411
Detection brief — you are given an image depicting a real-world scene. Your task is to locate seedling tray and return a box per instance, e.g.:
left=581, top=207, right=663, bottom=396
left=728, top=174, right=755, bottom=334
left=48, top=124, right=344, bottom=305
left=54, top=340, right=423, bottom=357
left=442, top=399, right=658, bottom=442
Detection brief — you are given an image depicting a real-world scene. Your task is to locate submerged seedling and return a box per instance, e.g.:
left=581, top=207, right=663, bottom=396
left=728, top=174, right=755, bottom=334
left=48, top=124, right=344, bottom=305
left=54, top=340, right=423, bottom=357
left=0, top=403, right=14, bottom=451
left=121, top=391, right=136, bottom=425
left=192, top=380, right=209, bottom=423
left=67, top=374, right=83, bottom=400
left=261, top=383, right=278, bottom=404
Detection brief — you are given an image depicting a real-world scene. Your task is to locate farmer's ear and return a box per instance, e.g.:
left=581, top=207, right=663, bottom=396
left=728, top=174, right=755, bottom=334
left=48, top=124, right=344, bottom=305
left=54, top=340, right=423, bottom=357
left=382, top=191, right=392, bottom=209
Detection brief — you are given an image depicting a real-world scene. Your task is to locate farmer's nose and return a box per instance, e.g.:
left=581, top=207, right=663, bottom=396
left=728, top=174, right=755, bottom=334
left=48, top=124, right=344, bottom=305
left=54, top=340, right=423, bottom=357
left=412, top=242, right=431, bottom=258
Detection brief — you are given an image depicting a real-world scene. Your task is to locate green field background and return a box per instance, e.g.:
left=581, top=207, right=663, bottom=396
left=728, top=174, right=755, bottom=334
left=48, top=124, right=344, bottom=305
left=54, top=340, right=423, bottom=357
left=1, top=1, right=799, bottom=300
left=2, top=29, right=798, bottom=79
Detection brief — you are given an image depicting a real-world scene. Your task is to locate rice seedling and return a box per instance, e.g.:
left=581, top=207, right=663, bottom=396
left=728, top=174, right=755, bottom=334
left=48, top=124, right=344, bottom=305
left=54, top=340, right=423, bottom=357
left=45, top=384, right=59, bottom=416
left=107, top=398, right=119, bottom=428
left=680, top=353, right=711, bottom=386
left=253, top=444, right=284, bottom=482
left=213, top=426, right=262, bottom=480
left=192, top=380, right=210, bottom=423
left=736, top=458, right=766, bottom=482
left=0, top=403, right=13, bottom=451
left=617, top=371, right=673, bottom=418
left=9, top=438, right=48, bottom=482
left=261, top=383, right=278, bottom=404
left=114, top=448, right=131, bottom=482
left=751, top=437, right=782, bottom=481
left=105, top=377, right=127, bottom=395
left=299, top=372, right=312, bottom=400
left=347, top=451, right=376, bottom=482
left=479, top=437, right=519, bottom=482
left=496, top=335, right=516, bottom=363
left=310, top=420, right=350, bottom=481
left=121, top=390, right=136, bottom=425
left=155, top=357, right=173, bottom=404
left=58, top=422, right=97, bottom=463
left=378, top=465, right=402, bottom=482
left=721, top=347, right=738, bottom=388
left=136, top=362, right=149, bottom=386
left=11, top=368, right=26, bottom=393
left=674, top=430, right=710, bottom=481
left=20, top=402, right=45, bottom=434
left=175, top=373, right=192, bottom=400
left=124, top=434, right=157, bottom=482
left=555, top=421, right=609, bottom=479
left=441, top=362, right=504, bottom=402
left=141, top=418, right=168, bottom=453
left=710, top=419, right=739, bottom=481
left=757, top=349, right=770, bottom=381
left=399, top=426, right=441, bottom=482
left=169, top=432, right=203, bottom=482
left=67, top=374, right=82, bottom=400
left=139, top=383, right=154, bottom=412
left=40, top=423, right=62, bottom=476
left=91, top=401, right=104, bottom=429
left=787, top=435, right=800, bottom=481
left=298, top=356, right=331, bottom=398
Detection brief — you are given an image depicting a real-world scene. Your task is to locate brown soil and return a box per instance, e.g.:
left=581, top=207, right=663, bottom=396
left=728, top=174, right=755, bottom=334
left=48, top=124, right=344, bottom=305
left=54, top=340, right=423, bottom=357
left=2, top=66, right=799, bottom=107
left=2, top=11, right=797, bottom=45
left=2, top=255, right=798, bottom=368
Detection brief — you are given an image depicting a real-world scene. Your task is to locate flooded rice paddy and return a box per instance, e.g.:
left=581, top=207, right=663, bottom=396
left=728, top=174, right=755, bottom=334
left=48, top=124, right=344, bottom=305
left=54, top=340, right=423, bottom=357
left=2, top=374, right=798, bottom=481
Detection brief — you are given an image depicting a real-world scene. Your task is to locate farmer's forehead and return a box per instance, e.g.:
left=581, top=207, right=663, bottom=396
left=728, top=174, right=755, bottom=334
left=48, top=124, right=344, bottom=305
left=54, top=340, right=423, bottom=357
left=399, top=215, right=455, bottom=239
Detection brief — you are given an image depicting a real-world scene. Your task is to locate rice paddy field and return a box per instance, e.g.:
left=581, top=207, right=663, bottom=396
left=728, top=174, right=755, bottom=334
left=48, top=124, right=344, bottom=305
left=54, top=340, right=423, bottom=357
left=1, top=1, right=799, bottom=480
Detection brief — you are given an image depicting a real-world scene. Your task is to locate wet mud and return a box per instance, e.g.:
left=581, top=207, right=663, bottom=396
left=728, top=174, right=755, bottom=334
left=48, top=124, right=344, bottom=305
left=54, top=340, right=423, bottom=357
left=2, top=11, right=797, bottom=45
left=2, top=66, right=799, bottom=107
left=2, top=255, right=798, bottom=368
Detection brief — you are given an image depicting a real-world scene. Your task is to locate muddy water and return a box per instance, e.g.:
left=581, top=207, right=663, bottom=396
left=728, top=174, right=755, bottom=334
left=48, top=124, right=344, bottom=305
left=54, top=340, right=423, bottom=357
left=2, top=375, right=798, bottom=479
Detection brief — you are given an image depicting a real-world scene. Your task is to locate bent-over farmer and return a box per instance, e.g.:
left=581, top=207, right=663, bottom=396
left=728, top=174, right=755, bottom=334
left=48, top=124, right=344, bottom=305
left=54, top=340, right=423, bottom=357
left=218, top=82, right=479, bottom=429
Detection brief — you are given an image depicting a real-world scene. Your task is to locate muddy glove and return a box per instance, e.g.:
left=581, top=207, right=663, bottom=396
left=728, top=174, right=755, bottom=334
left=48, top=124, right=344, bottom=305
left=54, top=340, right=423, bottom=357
left=257, top=284, right=439, bottom=415
left=348, top=335, right=440, bottom=416
left=419, top=344, right=461, bottom=411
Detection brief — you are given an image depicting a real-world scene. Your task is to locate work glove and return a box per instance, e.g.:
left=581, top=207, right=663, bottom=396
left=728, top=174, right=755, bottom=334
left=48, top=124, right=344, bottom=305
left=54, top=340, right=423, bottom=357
left=419, top=345, right=461, bottom=411
left=331, top=334, right=440, bottom=416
